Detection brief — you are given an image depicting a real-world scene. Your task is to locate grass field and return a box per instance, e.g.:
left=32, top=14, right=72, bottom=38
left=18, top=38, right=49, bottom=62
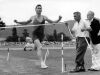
left=0, top=43, right=100, bottom=75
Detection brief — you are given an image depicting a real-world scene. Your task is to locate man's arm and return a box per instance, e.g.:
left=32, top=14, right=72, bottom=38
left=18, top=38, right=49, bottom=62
left=70, top=23, right=77, bottom=38
left=14, top=19, right=32, bottom=25
left=81, top=21, right=92, bottom=32
left=45, top=16, right=62, bottom=23
left=81, top=25, right=92, bottom=32
left=69, top=30, right=76, bottom=38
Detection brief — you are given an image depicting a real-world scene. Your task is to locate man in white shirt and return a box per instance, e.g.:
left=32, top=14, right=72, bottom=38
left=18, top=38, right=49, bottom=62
left=70, top=11, right=90, bottom=73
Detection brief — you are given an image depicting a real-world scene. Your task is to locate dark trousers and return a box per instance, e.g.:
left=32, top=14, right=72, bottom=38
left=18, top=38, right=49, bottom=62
left=75, top=37, right=89, bottom=68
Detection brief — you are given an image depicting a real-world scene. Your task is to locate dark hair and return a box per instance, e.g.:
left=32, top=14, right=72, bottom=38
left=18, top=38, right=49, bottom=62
left=35, top=4, right=42, bottom=9
left=73, top=11, right=81, bottom=16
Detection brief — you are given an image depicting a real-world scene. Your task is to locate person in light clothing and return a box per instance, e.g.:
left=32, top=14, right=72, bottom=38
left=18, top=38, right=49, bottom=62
left=69, top=11, right=90, bottom=73
left=85, top=11, right=100, bottom=71
left=24, top=37, right=35, bottom=51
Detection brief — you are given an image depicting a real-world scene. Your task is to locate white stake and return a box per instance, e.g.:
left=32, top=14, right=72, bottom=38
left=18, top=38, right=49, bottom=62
left=61, top=49, right=64, bottom=73
left=7, top=48, right=10, bottom=61
left=61, top=34, right=65, bottom=73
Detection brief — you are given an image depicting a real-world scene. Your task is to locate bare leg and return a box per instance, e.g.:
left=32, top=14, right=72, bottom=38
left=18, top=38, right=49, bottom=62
left=34, top=39, right=48, bottom=68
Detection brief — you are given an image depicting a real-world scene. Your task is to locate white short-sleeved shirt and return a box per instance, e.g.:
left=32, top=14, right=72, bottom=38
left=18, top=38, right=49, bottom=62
left=72, top=19, right=89, bottom=37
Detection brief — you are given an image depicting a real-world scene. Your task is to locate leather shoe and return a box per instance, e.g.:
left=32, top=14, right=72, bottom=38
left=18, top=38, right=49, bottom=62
left=88, top=68, right=99, bottom=71
left=80, top=66, right=85, bottom=71
left=70, top=67, right=85, bottom=73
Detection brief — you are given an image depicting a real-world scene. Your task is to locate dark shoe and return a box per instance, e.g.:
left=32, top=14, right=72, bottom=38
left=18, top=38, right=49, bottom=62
left=80, top=66, right=86, bottom=71
left=88, top=68, right=99, bottom=71
left=79, top=68, right=86, bottom=72
left=70, top=69, right=79, bottom=73
left=70, top=69, right=85, bottom=73
left=70, top=67, right=85, bottom=73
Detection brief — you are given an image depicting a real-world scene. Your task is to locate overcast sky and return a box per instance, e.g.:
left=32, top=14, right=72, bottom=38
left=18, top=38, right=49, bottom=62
left=0, top=0, right=100, bottom=25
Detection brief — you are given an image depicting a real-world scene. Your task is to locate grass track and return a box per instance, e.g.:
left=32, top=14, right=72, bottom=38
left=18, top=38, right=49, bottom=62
left=0, top=45, right=99, bottom=75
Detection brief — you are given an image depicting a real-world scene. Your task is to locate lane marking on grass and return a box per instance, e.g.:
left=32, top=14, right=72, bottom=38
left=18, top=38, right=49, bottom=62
left=0, top=47, right=76, bottom=51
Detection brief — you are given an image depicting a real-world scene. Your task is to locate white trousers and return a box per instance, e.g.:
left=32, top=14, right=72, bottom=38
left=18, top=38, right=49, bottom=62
left=91, top=44, right=100, bottom=70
